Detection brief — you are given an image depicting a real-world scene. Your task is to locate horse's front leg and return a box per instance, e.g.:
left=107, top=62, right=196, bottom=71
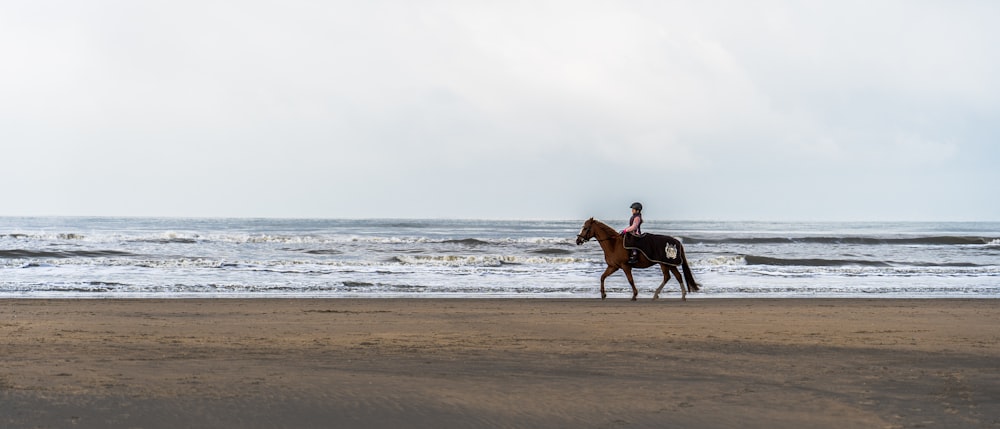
left=622, top=266, right=638, bottom=301
left=599, top=265, right=618, bottom=300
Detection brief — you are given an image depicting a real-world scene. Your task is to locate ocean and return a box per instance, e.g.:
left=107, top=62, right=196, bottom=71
left=1, top=217, right=997, bottom=298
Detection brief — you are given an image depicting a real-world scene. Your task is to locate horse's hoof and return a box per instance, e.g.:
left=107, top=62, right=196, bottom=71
left=631, top=297, right=637, bottom=301
left=652, top=295, right=659, bottom=301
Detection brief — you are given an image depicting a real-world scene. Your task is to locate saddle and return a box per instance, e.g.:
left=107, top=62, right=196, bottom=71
left=624, top=233, right=682, bottom=266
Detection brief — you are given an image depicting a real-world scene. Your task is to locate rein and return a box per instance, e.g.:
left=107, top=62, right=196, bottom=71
left=577, top=234, right=616, bottom=243
left=577, top=229, right=619, bottom=243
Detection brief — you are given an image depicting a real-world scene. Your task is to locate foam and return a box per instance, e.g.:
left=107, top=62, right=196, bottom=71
left=393, top=254, right=589, bottom=267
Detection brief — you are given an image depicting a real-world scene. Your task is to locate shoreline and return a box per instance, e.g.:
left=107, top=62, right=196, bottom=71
left=3, top=295, right=999, bottom=299
left=3, top=298, right=998, bottom=428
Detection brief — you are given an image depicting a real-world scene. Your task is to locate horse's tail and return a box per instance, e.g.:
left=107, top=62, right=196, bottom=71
left=679, top=243, right=700, bottom=292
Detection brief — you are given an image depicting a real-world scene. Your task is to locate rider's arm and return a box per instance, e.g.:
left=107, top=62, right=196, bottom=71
left=623, top=216, right=641, bottom=234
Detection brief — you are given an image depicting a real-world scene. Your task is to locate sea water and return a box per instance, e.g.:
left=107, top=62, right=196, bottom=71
left=1, top=217, right=997, bottom=298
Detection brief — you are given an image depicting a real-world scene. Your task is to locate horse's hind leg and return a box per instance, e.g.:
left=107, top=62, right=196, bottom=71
left=622, top=267, right=638, bottom=301
left=653, top=264, right=672, bottom=301
left=671, top=266, right=687, bottom=301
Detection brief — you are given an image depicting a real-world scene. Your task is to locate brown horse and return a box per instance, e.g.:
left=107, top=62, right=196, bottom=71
left=576, top=218, right=700, bottom=301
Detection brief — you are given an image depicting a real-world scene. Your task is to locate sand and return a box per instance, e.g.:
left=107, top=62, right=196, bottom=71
left=1, top=298, right=998, bottom=428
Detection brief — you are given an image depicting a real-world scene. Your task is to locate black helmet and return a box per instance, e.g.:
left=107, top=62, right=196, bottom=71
left=630, top=202, right=643, bottom=211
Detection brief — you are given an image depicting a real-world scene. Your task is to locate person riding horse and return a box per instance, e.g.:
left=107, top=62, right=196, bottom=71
left=576, top=216, right=699, bottom=301
left=622, top=202, right=643, bottom=264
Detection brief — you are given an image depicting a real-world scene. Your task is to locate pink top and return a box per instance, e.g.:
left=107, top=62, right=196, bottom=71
left=623, top=214, right=642, bottom=235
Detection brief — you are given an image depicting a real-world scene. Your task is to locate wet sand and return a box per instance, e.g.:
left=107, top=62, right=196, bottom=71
left=2, top=298, right=998, bottom=428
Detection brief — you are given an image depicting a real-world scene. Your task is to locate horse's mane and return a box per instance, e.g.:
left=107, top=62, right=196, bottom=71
left=588, top=218, right=618, bottom=236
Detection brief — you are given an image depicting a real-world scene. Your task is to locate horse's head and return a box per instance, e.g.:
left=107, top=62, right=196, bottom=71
left=576, top=217, right=596, bottom=245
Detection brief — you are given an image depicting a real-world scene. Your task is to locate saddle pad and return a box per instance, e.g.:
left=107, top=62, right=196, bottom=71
left=624, top=233, right=682, bottom=266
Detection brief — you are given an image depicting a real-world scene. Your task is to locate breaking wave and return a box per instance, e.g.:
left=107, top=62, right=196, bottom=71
left=681, top=235, right=998, bottom=246
left=393, top=254, right=589, bottom=266
left=697, top=254, right=988, bottom=268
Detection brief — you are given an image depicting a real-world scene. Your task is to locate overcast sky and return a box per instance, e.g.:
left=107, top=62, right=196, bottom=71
left=2, top=1, right=997, bottom=221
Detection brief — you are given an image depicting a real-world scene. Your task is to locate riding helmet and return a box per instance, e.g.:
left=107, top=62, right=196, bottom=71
left=630, top=202, right=643, bottom=211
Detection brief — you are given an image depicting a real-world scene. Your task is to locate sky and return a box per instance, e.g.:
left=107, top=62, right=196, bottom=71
left=2, top=1, right=997, bottom=221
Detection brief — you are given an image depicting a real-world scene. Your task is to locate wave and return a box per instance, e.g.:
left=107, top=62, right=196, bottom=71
left=393, top=254, right=588, bottom=266
left=682, top=236, right=997, bottom=246
left=3, top=253, right=591, bottom=270
left=2, top=233, right=87, bottom=241
left=745, top=255, right=892, bottom=267
left=697, top=255, right=747, bottom=266
left=11, top=230, right=992, bottom=248
left=0, top=249, right=136, bottom=259
left=135, top=237, right=200, bottom=244
left=300, top=249, right=344, bottom=255
left=443, top=238, right=491, bottom=246
left=530, top=248, right=575, bottom=255
left=696, top=254, right=989, bottom=268
left=3, top=232, right=199, bottom=244
left=2, top=231, right=576, bottom=247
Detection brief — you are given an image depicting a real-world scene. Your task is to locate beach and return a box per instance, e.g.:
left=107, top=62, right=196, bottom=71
left=2, top=298, right=998, bottom=428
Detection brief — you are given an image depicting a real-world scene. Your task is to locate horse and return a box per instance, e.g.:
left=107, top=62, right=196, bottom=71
left=575, top=218, right=700, bottom=301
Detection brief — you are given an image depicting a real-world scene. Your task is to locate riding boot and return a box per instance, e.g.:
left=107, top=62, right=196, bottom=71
left=627, top=249, right=639, bottom=265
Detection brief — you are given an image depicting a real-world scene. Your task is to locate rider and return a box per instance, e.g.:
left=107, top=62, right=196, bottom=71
left=622, top=202, right=643, bottom=264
